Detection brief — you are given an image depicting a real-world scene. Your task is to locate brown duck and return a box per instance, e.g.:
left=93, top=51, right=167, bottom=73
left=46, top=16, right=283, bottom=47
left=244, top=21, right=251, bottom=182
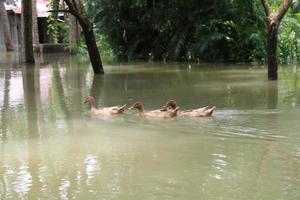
left=163, top=100, right=215, bottom=117
left=129, top=102, right=179, bottom=118
left=84, top=96, right=126, bottom=115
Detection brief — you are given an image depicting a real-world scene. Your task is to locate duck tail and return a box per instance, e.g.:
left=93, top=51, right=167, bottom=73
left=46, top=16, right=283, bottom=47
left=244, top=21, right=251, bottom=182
left=117, top=104, right=126, bottom=113
left=196, top=106, right=208, bottom=111
left=207, top=106, right=216, bottom=116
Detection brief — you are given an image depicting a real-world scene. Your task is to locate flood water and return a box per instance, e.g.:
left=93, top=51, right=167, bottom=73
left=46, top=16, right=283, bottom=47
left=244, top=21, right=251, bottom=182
left=0, top=53, right=300, bottom=199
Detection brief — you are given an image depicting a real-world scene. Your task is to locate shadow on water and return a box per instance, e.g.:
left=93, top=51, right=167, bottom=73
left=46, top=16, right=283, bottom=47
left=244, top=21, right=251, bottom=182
left=267, top=81, right=278, bottom=109
left=0, top=69, right=11, bottom=142
left=22, top=65, right=39, bottom=139
left=51, top=62, right=72, bottom=120
left=90, top=74, right=104, bottom=104
left=20, top=65, right=40, bottom=199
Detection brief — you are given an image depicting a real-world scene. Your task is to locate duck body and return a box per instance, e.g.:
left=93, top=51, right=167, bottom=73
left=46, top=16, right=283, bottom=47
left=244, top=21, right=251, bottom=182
left=90, top=105, right=126, bottom=115
left=181, top=107, right=215, bottom=117
left=164, top=100, right=215, bottom=117
left=84, top=96, right=126, bottom=116
left=129, top=102, right=179, bottom=118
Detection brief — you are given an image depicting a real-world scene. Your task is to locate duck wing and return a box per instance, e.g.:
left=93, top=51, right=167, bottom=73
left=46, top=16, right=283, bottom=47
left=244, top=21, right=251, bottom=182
left=195, top=106, right=216, bottom=117
left=196, top=106, right=209, bottom=112
left=165, top=107, right=180, bottom=118
left=143, top=108, right=172, bottom=117
left=151, top=108, right=167, bottom=113
left=111, top=104, right=126, bottom=114
left=185, top=106, right=208, bottom=112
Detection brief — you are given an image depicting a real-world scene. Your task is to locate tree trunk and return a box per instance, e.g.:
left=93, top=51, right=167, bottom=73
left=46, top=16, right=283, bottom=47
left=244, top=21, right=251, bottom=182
left=267, top=24, right=278, bottom=80
left=32, top=0, right=39, bottom=45
left=0, top=0, right=14, bottom=51
left=81, top=24, right=104, bottom=74
left=69, top=14, right=80, bottom=44
left=51, top=0, right=59, bottom=43
left=63, top=0, right=104, bottom=74
left=267, top=81, right=278, bottom=109
left=261, top=0, right=291, bottom=80
left=22, top=0, right=35, bottom=63
left=174, top=25, right=195, bottom=60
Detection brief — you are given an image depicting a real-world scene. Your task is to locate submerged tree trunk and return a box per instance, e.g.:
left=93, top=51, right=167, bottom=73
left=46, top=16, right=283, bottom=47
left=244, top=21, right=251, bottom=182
left=63, top=0, right=104, bottom=74
left=22, top=0, right=35, bottom=63
left=32, top=0, right=40, bottom=46
left=267, top=24, right=278, bottom=80
left=0, top=0, right=14, bottom=51
left=261, top=0, right=291, bottom=80
left=81, top=25, right=104, bottom=74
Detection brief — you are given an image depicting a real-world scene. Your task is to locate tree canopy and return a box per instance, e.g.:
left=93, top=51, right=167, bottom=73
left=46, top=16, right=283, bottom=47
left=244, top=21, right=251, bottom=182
left=86, top=0, right=267, bottom=62
left=82, top=0, right=300, bottom=65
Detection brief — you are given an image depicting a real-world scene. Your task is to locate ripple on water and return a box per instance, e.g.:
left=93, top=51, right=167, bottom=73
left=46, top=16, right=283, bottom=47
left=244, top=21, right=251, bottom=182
left=84, top=154, right=101, bottom=186
left=13, top=164, right=32, bottom=195
left=212, top=109, right=286, bottom=141
left=38, top=165, right=50, bottom=193
left=210, top=153, right=228, bottom=180
left=59, top=178, right=71, bottom=200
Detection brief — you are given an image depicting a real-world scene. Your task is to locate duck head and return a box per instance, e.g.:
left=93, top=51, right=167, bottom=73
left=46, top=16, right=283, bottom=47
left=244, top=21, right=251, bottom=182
left=84, top=96, right=96, bottom=107
left=128, top=102, right=144, bottom=112
left=164, top=100, right=177, bottom=109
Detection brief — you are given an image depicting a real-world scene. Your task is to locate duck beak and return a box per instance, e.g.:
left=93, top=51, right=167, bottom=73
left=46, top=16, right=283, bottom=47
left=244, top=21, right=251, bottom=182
left=83, top=99, right=88, bottom=104
left=128, top=106, right=134, bottom=110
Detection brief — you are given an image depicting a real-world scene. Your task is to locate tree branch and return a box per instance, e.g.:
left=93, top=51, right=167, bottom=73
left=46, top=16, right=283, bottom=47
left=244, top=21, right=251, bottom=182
left=276, top=0, right=292, bottom=22
left=72, top=0, right=80, bottom=13
left=261, top=0, right=271, bottom=16
left=63, top=0, right=80, bottom=18
left=63, top=0, right=75, bottom=14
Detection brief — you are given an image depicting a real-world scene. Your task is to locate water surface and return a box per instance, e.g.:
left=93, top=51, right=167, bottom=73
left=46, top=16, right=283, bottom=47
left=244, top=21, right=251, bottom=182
left=0, top=53, right=300, bottom=199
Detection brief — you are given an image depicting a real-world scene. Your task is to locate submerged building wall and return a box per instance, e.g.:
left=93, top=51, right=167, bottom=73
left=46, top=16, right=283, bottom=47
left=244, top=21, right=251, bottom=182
left=0, top=13, right=21, bottom=51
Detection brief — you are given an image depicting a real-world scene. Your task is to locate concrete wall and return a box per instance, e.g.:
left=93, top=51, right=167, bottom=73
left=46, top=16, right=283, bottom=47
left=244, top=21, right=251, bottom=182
left=0, top=13, right=21, bottom=50
left=0, top=12, right=71, bottom=53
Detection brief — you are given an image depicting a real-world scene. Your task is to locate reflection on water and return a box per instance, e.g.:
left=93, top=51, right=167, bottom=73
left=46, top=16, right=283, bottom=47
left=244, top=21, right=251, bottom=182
left=13, top=164, right=32, bottom=195
left=59, top=178, right=71, bottom=200
left=0, top=53, right=300, bottom=199
left=211, top=153, right=227, bottom=180
left=84, top=154, right=101, bottom=186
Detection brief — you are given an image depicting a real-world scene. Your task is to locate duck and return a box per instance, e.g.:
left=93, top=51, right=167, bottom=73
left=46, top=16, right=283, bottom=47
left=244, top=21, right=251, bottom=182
left=163, top=100, right=215, bottom=117
left=128, top=102, right=179, bottom=118
left=84, top=96, right=126, bottom=115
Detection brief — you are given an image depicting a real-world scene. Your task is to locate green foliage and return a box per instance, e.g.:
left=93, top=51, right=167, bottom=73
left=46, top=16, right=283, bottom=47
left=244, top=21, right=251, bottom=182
left=277, top=3, right=300, bottom=64
left=192, top=0, right=267, bottom=63
left=68, top=40, right=88, bottom=55
left=82, top=0, right=300, bottom=64
left=85, top=0, right=268, bottom=62
left=47, top=16, right=69, bottom=43
left=57, top=20, right=69, bottom=42
left=47, top=0, right=68, bottom=43
left=68, top=35, right=115, bottom=62
left=278, top=16, right=299, bottom=64
left=47, top=14, right=59, bottom=43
